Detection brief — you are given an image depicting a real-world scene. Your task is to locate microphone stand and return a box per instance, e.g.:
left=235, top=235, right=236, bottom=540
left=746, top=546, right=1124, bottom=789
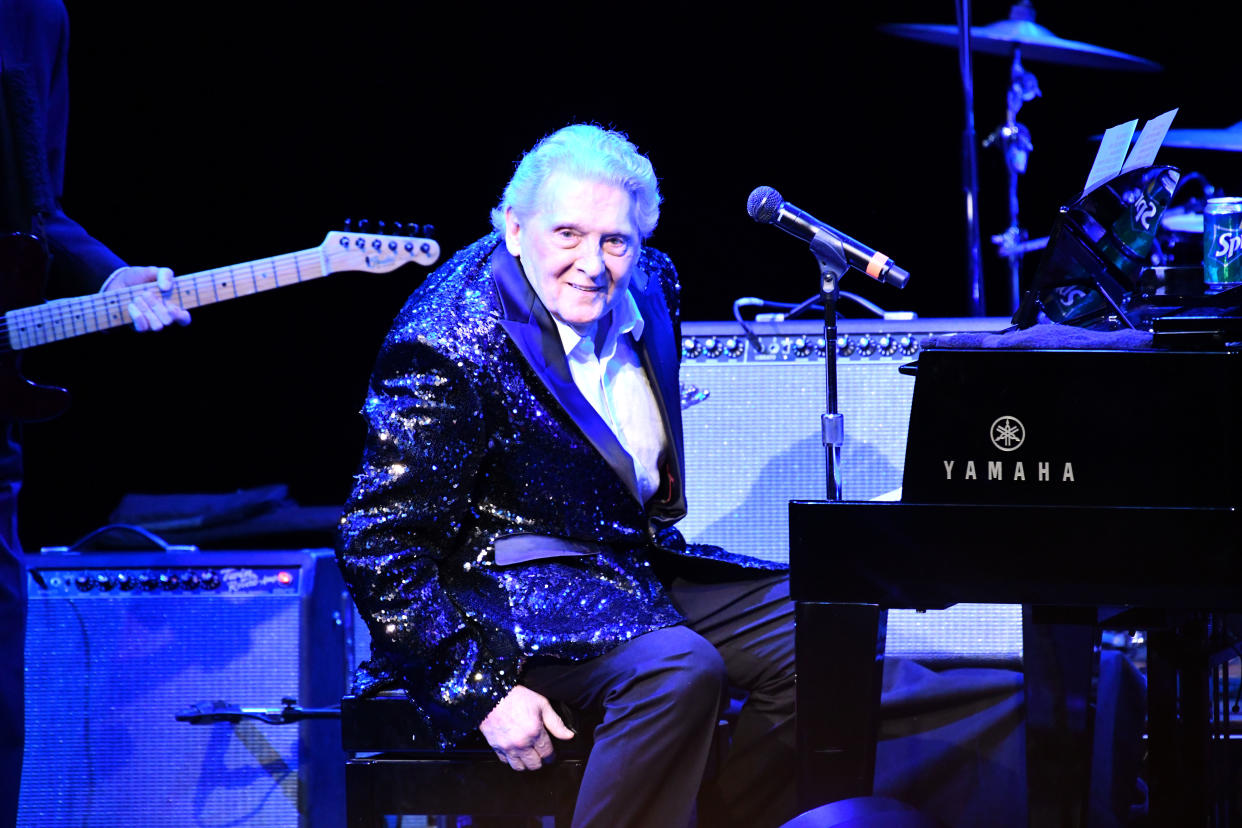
left=808, top=229, right=850, bottom=502
left=176, top=697, right=340, bottom=725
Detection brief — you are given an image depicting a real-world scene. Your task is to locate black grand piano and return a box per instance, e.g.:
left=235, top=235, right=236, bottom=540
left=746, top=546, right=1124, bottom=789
left=789, top=167, right=1242, bottom=827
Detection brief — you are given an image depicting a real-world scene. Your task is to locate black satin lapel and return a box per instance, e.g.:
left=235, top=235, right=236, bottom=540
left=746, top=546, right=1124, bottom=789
left=631, top=274, right=687, bottom=521
left=490, top=246, right=643, bottom=504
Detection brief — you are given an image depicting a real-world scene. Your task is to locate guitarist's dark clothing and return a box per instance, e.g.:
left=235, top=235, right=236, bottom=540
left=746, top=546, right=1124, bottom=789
left=1, top=2, right=127, bottom=823
left=0, top=0, right=125, bottom=286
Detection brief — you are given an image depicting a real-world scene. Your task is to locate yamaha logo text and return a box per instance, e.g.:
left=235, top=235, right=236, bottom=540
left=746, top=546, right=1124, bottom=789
left=941, top=415, right=1076, bottom=483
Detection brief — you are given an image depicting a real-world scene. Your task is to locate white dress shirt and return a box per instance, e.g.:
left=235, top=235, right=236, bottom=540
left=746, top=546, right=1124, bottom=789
left=549, top=291, right=667, bottom=505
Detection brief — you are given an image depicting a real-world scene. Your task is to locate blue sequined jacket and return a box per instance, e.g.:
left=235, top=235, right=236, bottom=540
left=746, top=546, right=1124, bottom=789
left=337, top=233, right=784, bottom=747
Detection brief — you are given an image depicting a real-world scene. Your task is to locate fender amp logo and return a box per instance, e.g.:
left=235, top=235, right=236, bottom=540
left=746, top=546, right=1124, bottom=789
left=941, top=415, right=1076, bottom=483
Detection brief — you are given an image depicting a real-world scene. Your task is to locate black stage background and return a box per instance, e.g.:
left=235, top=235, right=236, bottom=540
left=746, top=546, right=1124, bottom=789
left=16, top=1, right=1241, bottom=549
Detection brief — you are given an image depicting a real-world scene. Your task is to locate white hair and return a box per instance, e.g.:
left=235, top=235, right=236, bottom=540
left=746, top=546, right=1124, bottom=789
left=490, top=124, right=661, bottom=238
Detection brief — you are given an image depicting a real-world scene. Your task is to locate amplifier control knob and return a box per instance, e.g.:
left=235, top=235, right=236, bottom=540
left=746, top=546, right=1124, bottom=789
left=836, top=335, right=854, bottom=356
left=201, top=571, right=221, bottom=590
left=792, top=337, right=812, bottom=357
left=681, top=337, right=702, bottom=359
left=182, top=573, right=201, bottom=590
left=857, top=335, right=875, bottom=355
left=815, top=337, right=828, bottom=356
left=94, top=573, right=115, bottom=591
left=878, top=335, right=898, bottom=355
left=139, top=574, right=159, bottom=591
left=117, top=573, right=135, bottom=590
left=74, top=575, right=93, bottom=592
left=724, top=337, right=745, bottom=357
left=703, top=337, right=723, bottom=358
left=159, top=573, right=180, bottom=591
left=899, top=335, right=919, bottom=355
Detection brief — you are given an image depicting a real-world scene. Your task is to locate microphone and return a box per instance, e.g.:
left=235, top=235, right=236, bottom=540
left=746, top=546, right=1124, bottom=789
left=746, top=186, right=910, bottom=289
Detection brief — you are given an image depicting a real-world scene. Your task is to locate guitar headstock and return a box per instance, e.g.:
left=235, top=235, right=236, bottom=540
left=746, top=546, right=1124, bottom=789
left=320, top=224, right=441, bottom=275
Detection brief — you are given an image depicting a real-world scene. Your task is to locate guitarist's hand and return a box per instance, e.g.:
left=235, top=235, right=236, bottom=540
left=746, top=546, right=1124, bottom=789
left=103, top=266, right=192, bottom=332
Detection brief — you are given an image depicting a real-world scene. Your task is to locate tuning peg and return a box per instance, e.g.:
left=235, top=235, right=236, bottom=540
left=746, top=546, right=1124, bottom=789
left=343, top=218, right=353, bottom=231
left=358, top=218, right=370, bottom=232
left=391, top=220, right=404, bottom=235
left=378, top=220, right=387, bottom=235
left=422, top=224, right=435, bottom=238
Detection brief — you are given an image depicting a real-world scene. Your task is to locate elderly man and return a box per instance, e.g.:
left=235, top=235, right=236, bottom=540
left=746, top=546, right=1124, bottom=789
left=338, top=124, right=796, bottom=827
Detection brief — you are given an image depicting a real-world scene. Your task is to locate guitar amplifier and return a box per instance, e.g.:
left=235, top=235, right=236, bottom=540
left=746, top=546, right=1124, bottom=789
left=678, top=317, right=1009, bottom=563
left=679, top=318, right=1023, bottom=665
left=20, top=548, right=351, bottom=828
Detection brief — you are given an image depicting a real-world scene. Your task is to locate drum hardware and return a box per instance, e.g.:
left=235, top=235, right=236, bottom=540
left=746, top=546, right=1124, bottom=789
left=883, top=1, right=1161, bottom=313
left=982, top=43, right=1039, bottom=313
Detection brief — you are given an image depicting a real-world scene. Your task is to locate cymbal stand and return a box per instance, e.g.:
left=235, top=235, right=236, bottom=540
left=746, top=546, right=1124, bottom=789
left=957, top=0, right=986, bottom=315
left=985, top=45, right=1040, bottom=312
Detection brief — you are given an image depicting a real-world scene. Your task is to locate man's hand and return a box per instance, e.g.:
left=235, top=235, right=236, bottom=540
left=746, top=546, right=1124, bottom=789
left=479, top=684, right=575, bottom=771
left=104, top=266, right=192, bottom=332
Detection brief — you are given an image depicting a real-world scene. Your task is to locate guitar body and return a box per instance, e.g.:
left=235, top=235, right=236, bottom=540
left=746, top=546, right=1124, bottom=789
left=0, top=233, right=72, bottom=422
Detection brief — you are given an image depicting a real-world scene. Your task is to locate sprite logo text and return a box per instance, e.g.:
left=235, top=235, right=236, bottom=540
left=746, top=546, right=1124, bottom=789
left=1212, top=230, right=1242, bottom=265
left=1131, top=194, right=1158, bottom=232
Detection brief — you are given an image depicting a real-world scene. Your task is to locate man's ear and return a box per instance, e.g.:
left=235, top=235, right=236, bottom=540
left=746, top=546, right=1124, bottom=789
left=504, top=207, right=522, bottom=256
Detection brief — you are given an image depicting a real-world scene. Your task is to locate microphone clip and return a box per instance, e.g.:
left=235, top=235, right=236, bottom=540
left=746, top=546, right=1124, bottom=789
left=809, top=228, right=850, bottom=296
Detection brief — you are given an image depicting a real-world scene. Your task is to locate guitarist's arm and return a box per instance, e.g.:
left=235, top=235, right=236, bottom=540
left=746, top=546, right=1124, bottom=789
left=40, top=210, right=191, bottom=333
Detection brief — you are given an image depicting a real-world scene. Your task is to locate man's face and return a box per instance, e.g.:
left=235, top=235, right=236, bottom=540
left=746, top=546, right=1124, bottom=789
left=504, top=173, right=640, bottom=334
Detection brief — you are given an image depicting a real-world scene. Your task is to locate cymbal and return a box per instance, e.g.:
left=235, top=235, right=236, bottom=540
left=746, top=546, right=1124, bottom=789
left=882, top=20, right=1161, bottom=72
left=1091, top=122, right=1242, bottom=152
left=1162, top=211, right=1204, bottom=234
left=1161, top=122, right=1242, bottom=152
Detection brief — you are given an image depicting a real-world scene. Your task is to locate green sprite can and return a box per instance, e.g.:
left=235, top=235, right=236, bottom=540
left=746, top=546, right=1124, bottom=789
left=1204, top=197, right=1242, bottom=283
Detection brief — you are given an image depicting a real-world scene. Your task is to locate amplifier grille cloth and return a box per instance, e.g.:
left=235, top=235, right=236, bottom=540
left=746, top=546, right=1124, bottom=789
left=21, top=551, right=345, bottom=828
left=677, top=321, right=1022, bottom=664
left=680, top=357, right=912, bottom=559
left=23, top=598, right=304, bottom=826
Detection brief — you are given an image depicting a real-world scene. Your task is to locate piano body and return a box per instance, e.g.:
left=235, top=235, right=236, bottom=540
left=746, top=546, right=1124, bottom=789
left=789, top=167, right=1242, bottom=827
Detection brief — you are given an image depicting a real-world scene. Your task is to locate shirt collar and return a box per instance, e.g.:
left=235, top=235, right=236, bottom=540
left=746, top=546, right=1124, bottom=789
left=550, top=288, right=645, bottom=359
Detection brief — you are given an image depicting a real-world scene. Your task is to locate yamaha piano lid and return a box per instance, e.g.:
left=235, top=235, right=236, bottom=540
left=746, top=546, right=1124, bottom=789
left=901, top=347, right=1242, bottom=509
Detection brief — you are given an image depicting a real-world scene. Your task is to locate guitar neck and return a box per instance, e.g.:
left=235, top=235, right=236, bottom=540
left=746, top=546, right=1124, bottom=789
left=5, top=248, right=328, bottom=351
left=2, top=230, right=439, bottom=352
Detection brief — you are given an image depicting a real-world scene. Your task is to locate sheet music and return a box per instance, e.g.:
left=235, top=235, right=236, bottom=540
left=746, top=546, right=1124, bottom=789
left=1122, top=108, right=1179, bottom=173
left=1085, top=118, right=1138, bottom=192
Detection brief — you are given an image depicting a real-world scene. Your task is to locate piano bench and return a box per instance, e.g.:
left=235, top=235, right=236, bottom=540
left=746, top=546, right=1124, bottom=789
left=345, top=752, right=586, bottom=827
left=342, top=693, right=588, bottom=826
left=342, top=692, right=734, bottom=827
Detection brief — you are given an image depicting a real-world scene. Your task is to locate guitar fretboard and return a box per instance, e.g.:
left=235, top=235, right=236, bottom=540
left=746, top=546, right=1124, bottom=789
left=2, top=248, right=325, bottom=351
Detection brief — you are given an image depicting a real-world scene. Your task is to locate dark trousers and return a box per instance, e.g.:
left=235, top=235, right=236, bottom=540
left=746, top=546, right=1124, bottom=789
left=522, top=573, right=796, bottom=828
left=1, top=422, right=24, bottom=828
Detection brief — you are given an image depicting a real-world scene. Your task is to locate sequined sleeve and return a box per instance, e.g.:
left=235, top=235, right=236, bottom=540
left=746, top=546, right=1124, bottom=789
left=645, top=246, right=682, bottom=345
left=337, top=324, right=516, bottom=740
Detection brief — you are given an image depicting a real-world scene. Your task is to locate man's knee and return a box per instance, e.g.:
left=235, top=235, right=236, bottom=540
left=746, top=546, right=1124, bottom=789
left=615, top=626, right=727, bottom=713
